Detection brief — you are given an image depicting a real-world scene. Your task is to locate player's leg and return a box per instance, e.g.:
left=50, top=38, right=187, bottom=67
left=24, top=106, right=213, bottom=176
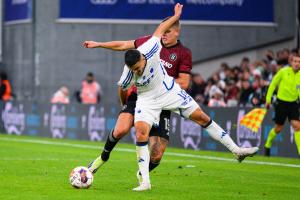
left=188, top=107, right=238, bottom=151
left=149, top=136, right=168, bottom=170
left=133, top=98, right=160, bottom=191
left=288, top=102, right=300, bottom=157
left=290, top=120, right=300, bottom=157
left=169, top=88, right=257, bottom=161
left=133, top=121, right=152, bottom=191
left=188, top=107, right=258, bottom=162
left=264, top=100, right=287, bottom=156
left=264, top=124, right=283, bottom=156
left=136, top=137, right=168, bottom=184
left=148, top=110, right=170, bottom=172
left=136, top=111, right=170, bottom=185
left=88, top=112, right=134, bottom=173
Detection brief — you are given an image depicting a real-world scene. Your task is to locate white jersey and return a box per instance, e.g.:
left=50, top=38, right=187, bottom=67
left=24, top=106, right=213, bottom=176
left=118, top=36, right=175, bottom=98
left=118, top=36, right=199, bottom=127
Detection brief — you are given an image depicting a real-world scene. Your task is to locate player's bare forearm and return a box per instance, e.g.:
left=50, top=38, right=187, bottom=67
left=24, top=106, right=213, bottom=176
left=83, top=40, right=135, bottom=51
left=118, top=86, right=127, bottom=106
left=153, top=3, right=183, bottom=38
left=175, top=73, right=191, bottom=90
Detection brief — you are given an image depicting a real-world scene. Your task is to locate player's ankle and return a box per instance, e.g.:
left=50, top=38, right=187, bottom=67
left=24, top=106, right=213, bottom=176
left=101, top=150, right=110, bottom=161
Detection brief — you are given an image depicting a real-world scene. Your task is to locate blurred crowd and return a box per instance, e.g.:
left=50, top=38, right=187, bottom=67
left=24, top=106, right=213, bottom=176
left=2, top=47, right=300, bottom=107
left=51, top=72, right=102, bottom=105
left=188, top=48, right=300, bottom=107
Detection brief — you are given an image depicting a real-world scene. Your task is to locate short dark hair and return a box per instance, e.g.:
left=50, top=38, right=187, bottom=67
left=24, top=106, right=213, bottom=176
left=87, top=72, right=94, bottom=77
left=125, top=49, right=141, bottom=68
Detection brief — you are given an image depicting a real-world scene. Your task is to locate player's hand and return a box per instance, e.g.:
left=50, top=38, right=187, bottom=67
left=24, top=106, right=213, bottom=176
left=265, top=102, right=271, bottom=109
left=83, top=41, right=99, bottom=48
left=174, top=3, right=183, bottom=17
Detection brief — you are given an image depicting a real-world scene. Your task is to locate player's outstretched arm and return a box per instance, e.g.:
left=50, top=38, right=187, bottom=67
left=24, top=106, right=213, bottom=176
left=153, top=3, right=183, bottom=39
left=83, top=40, right=135, bottom=51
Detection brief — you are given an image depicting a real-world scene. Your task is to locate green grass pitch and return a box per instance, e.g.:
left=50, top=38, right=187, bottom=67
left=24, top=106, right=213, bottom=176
left=0, top=134, right=299, bottom=200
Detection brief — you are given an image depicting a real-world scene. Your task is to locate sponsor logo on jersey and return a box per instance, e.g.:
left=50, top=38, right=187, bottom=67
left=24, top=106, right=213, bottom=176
left=169, top=53, right=177, bottom=61
left=160, top=59, right=173, bottom=69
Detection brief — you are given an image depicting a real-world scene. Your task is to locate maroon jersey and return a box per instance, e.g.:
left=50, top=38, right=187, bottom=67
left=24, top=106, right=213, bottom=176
left=126, top=35, right=192, bottom=101
left=134, top=35, right=192, bottom=78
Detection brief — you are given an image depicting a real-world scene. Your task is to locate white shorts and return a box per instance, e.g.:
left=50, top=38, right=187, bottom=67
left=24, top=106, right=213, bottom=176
left=134, top=84, right=199, bottom=127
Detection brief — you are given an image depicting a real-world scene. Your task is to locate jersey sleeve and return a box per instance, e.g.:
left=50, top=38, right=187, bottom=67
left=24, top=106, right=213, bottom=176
left=117, top=65, right=134, bottom=90
left=137, top=36, right=162, bottom=60
left=179, top=48, right=192, bottom=74
left=134, top=35, right=152, bottom=48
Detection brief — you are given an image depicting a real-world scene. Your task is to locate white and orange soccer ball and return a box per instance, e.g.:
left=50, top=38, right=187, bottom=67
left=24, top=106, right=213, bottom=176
left=69, top=166, right=93, bottom=189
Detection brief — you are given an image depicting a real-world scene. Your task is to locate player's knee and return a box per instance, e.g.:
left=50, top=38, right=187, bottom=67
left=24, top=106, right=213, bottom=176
left=136, top=133, right=147, bottom=141
left=113, top=127, right=130, bottom=138
left=136, top=130, right=148, bottom=141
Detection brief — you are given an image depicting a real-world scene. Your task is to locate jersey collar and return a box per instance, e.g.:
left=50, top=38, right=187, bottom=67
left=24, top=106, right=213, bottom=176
left=161, top=40, right=181, bottom=49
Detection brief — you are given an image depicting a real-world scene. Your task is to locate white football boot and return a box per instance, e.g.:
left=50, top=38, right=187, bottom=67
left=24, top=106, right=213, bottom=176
left=234, top=147, right=259, bottom=163
left=132, top=182, right=151, bottom=191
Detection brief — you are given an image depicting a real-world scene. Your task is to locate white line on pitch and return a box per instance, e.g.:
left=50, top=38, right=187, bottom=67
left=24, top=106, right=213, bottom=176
left=1, top=137, right=300, bottom=168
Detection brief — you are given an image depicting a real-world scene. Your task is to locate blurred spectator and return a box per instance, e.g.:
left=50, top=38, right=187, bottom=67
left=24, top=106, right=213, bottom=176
left=189, top=73, right=206, bottom=104
left=264, top=50, right=276, bottom=63
left=239, top=79, right=254, bottom=106
left=276, top=49, right=289, bottom=66
left=240, top=57, right=250, bottom=71
left=51, top=86, right=70, bottom=104
left=249, top=92, right=263, bottom=107
left=232, top=66, right=241, bottom=82
left=189, top=47, right=297, bottom=107
left=208, top=85, right=226, bottom=107
left=218, top=62, right=230, bottom=81
left=291, top=48, right=299, bottom=56
left=0, top=71, right=12, bottom=101
left=80, top=72, right=102, bottom=104
left=267, top=60, right=279, bottom=82
left=224, top=79, right=239, bottom=107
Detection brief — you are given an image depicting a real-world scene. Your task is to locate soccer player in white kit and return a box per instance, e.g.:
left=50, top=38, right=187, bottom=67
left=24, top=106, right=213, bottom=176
left=119, top=3, right=258, bottom=191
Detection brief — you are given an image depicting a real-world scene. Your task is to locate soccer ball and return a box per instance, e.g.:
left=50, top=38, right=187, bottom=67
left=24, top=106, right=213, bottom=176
left=69, top=166, right=94, bottom=189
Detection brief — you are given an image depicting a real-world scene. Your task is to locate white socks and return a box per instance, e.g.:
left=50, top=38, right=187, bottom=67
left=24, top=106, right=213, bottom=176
left=205, top=121, right=239, bottom=153
left=136, top=143, right=150, bottom=184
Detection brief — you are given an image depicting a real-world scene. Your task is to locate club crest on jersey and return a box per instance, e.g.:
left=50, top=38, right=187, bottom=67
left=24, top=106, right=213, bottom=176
left=169, top=53, right=177, bottom=61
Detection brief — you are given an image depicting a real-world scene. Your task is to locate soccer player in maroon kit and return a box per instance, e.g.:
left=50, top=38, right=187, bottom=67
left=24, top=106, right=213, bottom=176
left=83, top=19, right=192, bottom=180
